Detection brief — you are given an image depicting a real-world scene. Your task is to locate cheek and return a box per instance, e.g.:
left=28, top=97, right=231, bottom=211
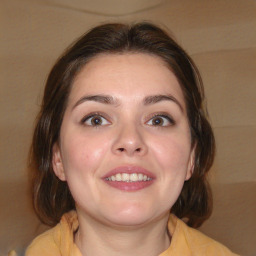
left=151, top=133, right=191, bottom=170
left=60, top=131, right=110, bottom=176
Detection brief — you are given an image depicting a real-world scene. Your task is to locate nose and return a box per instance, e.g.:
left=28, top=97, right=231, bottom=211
left=112, top=123, right=148, bottom=157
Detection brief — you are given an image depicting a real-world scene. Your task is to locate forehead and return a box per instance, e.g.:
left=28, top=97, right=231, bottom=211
left=69, top=53, right=185, bottom=106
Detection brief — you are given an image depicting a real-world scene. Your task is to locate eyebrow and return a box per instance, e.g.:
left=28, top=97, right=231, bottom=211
left=72, top=94, right=118, bottom=110
left=72, top=94, right=183, bottom=112
left=144, top=94, right=184, bottom=112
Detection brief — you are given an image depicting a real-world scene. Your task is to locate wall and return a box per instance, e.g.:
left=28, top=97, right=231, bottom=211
left=1, top=0, right=255, bottom=255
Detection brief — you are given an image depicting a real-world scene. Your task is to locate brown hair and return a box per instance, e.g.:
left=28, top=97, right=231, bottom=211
left=29, top=22, right=215, bottom=228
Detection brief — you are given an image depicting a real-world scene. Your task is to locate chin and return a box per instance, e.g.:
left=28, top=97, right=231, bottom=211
left=105, top=214, right=151, bottom=227
left=101, top=204, right=162, bottom=228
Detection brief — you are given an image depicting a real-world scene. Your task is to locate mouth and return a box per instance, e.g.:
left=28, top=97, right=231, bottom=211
left=102, top=166, right=155, bottom=191
left=105, top=173, right=152, bottom=182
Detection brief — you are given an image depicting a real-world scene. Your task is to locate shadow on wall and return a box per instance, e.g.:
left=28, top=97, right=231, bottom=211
left=0, top=180, right=48, bottom=256
left=199, top=182, right=256, bottom=256
left=47, top=0, right=165, bottom=16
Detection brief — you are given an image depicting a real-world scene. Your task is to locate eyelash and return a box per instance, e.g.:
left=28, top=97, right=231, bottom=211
left=81, top=112, right=110, bottom=127
left=146, top=113, right=175, bottom=127
left=80, top=112, right=175, bottom=127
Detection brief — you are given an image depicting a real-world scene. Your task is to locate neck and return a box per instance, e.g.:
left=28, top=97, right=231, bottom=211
left=75, top=211, right=171, bottom=256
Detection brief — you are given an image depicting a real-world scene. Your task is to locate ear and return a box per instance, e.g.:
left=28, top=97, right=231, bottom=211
left=52, top=143, right=66, bottom=181
left=185, top=145, right=196, bottom=181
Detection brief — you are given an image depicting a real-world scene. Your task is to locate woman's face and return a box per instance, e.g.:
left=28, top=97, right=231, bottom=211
left=53, top=53, right=194, bottom=227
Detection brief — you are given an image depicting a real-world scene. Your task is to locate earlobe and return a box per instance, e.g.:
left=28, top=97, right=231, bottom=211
left=52, top=143, right=66, bottom=181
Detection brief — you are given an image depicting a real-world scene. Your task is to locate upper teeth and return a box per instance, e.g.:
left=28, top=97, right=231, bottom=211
left=106, top=173, right=152, bottom=182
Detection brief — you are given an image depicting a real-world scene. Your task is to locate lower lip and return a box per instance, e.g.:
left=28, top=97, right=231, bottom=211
left=103, top=180, right=154, bottom=191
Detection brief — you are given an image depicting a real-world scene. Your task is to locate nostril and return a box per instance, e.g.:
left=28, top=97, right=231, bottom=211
left=115, top=146, right=145, bottom=155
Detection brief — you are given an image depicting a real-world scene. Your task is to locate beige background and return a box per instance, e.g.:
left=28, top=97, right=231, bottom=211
left=1, top=0, right=255, bottom=255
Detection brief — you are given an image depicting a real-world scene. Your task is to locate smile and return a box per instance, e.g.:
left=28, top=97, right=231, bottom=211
left=105, top=173, right=152, bottom=182
left=103, top=166, right=155, bottom=191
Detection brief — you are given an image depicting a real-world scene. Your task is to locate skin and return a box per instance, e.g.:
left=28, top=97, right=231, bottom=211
left=52, top=53, right=194, bottom=256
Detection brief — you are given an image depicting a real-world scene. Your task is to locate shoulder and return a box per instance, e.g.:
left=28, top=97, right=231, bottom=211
left=183, top=223, right=238, bottom=255
left=25, top=211, right=78, bottom=256
left=168, top=215, right=240, bottom=256
left=25, top=225, right=61, bottom=256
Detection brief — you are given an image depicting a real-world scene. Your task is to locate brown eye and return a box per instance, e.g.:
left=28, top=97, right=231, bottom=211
left=91, top=116, right=102, bottom=126
left=152, top=117, right=164, bottom=126
left=83, top=114, right=110, bottom=126
left=147, top=115, right=174, bottom=127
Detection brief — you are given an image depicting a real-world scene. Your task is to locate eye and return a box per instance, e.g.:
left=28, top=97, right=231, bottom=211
left=146, top=114, right=174, bottom=127
left=82, top=114, right=110, bottom=126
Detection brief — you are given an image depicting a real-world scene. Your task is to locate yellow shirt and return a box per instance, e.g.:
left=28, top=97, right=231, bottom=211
left=25, top=211, right=239, bottom=256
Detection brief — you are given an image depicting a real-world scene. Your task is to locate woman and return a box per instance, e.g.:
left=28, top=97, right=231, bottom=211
left=26, top=22, right=238, bottom=255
